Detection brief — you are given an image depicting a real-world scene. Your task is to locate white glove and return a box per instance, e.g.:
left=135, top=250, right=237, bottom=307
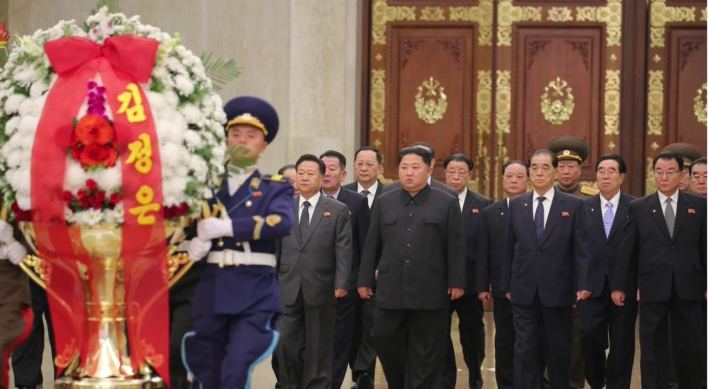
left=197, top=218, right=233, bottom=241
left=6, top=241, right=27, bottom=265
left=187, top=239, right=212, bottom=262
left=0, top=220, right=15, bottom=244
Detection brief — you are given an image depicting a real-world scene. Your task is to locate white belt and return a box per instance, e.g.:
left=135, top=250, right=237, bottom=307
left=207, top=248, right=276, bottom=268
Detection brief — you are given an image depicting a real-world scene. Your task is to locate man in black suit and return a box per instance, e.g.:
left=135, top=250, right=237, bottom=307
left=579, top=154, right=637, bottom=389
left=277, top=155, right=353, bottom=389
left=690, top=157, right=707, bottom=197
left=501, top=149, right=592, bottom=389
left=319, top=150, right=371, bottom=389
left=358, top=147, right=466, bottom=389
left=382, top=141, right=458, bottom=197
left=477, top=160, right=530, bottom=389
left=343, top=146, right=384, bottom=389
left=612, top=151, right=707, bottom=389
left=440, top=153, right=492, bottom=389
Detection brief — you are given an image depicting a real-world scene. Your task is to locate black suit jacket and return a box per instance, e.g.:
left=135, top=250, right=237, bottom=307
left=330, top=187, right=371, bottom=287
left=612, top=191, right=707, bottom=303
left=501, top=191, right=590, bottom=307
left=460, top=189, right=493, bottom=293
left=358, top=185, right=466, bottom=310
left=382, top=179, right=458, bottom=197
left=582, top=192, right=636, bottom=296
left=476, top=198, right=508, bottom=298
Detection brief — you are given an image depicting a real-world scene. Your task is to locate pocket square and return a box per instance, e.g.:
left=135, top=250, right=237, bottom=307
left=688, top=208, right=696, bottom=214
left=252, top=191, right=262, bottom=198
left=562, top=211, right=570, bottom=217
left=472, top=209, right=479, bottom=214
left=324, top=212, right=331, bottom=217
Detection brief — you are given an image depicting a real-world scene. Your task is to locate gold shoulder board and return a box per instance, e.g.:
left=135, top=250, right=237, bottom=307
left=580, top=186, right=600, bottom=196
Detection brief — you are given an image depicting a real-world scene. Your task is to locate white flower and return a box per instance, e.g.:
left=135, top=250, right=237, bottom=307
left=90, top=166, right=121, bottom=192
left=6, top=150, right=22, bottom=168
left=189, top=155, right=208, bottom=182
left=173, top=74, right=194, bottom=96
left=29, top=80, right=49, bottom=98
left=22, top=38, right=44, bottom=57
left=65, top=160, right=89, bottom=192
left=64, top=206, right=74, bottom=223
left=18, top=97, right=42, bottom=117
left=5, top=95, right=26, bottom=114
left=163, top=89, right=179, bottom=109
left=179, top=103, right=201, bottom=125
left=14, top=65, right=40, bottom=86
left=183, top=130, right=203, bottom=152
left=5, top=116, right=20, bottom=136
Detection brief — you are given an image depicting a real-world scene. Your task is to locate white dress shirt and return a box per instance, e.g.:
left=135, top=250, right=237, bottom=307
left=299, top=191, right=321, bottom=224
left=457, top=189, right=467, bottom=212
left=323, top=187, right=341, bottom=200
left=357, top=180, right=379, bottom=208
left=600, top=192, right=621, bottom=219
left=657, top=189, right=679, bottom=215
left=227, top=167, right=258, bottom=196
left=532, top=187, right=555, bottom=228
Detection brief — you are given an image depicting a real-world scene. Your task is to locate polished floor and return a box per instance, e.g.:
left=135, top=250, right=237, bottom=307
left=9, top=312, right=643, bottom=389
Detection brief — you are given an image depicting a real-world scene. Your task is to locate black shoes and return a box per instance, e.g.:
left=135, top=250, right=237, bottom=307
left=356, top=373, right=373, bottom=389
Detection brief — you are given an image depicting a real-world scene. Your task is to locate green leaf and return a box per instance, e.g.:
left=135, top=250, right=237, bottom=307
left=90, top=0, right=121, bottom=15
left=199, top=52, right=242, bottom=91
left=226, top=145, right=256, bottom=171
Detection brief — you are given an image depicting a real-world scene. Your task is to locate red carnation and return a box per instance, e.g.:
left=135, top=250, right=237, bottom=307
left=62, top=191, right=73, bottom=202
left=96, top=190, right=106, bottom=202
left=77, top=189, right=87, bottom=200
left=86, top=179, right=98, bottom=191
left=109, top=193, right=122, bottom=205
left=179, top=203, right=189, bottom=214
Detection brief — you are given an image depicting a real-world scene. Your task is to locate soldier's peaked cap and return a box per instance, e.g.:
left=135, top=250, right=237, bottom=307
left=662, top=143, right=703, bottom=168
left=547, top=136, right=590, bottom=163
left=223, top=96, right=279, bottom=143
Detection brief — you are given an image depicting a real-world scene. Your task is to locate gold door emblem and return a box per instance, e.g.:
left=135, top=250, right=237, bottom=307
left=694, top=83, right=707, bottom=126
left=541, top=77, right=575, bottom=125
left=415, top=77, right=448, bottom=124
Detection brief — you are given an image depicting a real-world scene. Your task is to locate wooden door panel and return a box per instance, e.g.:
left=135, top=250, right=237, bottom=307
left=494, top=0, right=623, bottom=197
left=514, top=28, right=603, bottom=175
left=644, top=0, right=705, bottom=194
left=389, top=28, right=475, bottom=181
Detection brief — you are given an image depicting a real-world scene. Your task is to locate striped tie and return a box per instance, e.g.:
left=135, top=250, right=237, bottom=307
left=603, top=202, right=614, bottom=238
left=665, top=198, right=675, bottom=238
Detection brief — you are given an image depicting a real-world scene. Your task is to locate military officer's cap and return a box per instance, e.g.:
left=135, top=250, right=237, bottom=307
left=547, top=136, right=590, bottom=163
left=662, top=143, right=703, bottom=168
left=223, top=96, right=280, bottom=143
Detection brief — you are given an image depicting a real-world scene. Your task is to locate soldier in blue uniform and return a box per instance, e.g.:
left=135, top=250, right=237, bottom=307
left=182, top=96, right=295, bottom=389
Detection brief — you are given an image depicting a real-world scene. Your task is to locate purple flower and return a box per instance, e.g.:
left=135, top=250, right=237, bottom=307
left=87, top=80, right=97, bottom=90
left=96, top=86, right=106, bottom=95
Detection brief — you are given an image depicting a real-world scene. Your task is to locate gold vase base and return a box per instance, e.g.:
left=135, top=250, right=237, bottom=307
left=54, top=376, right=165, bottom=389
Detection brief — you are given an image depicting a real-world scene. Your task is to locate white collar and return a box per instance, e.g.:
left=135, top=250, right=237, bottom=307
left=600, top=191, right=621, bottom=211
left=358, top=180, right=378, bottom=195
left=427, top=176, right=432, bottom=185
left=322, top=187, right=341, bottom=199
left=300, top=191, right=321, bottom=209
left=533, top=186, right=555, bottom=203
left=458, top=188, right=467, bottom=203
left=657, top=189, right=679, bottom=205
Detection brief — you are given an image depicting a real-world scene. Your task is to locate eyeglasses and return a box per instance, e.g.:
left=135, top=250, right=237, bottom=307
left=354, top=162, right=377, bottom=169
left=597, top=170, right=620, bottom=177
left=444, top=170, right=469, bottom=177
left=654, top=170, right=679, bottom=178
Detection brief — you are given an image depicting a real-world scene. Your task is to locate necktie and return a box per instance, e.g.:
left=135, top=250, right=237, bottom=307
left=603, top=202, right=614, bottom=238
left=534, top=196, right=546, bottom=240
left=361, top=190, right=371, bottom=208
left=327, top=196, right=335, bottom=199
left=665, top=198, right=675, bottom=238
left=300, top=201, right=310, bottom=242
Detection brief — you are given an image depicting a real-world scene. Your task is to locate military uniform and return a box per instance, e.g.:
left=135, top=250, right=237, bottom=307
left=0, top=220, right=33, bottom=389
left=182, top=97, right=295, bottom=389
left=547, top=136, right=597, bottom=389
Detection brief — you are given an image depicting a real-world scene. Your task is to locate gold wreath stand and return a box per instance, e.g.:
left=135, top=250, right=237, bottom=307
left=16, top=218, right=193, bottom=389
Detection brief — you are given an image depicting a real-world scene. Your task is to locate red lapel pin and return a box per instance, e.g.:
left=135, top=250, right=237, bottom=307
left=253, top=191, right=262, bottom=198
left=688, top=208, right=696, bottom=214
left=562, top=211, right=570, bottom=217
left=324, top=211, right=331, bottom=217
left=472, top=209, right=479, bottom=214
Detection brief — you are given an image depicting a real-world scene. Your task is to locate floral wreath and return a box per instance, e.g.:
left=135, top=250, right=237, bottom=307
left=0, top=7, right=226, bottom=226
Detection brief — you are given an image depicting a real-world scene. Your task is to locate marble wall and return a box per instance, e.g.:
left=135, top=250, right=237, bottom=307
left=6, top=0, right=362, bottom=175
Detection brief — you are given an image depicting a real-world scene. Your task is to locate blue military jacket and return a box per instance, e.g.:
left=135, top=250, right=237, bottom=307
left=192, top=170, right=294, bottom=316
